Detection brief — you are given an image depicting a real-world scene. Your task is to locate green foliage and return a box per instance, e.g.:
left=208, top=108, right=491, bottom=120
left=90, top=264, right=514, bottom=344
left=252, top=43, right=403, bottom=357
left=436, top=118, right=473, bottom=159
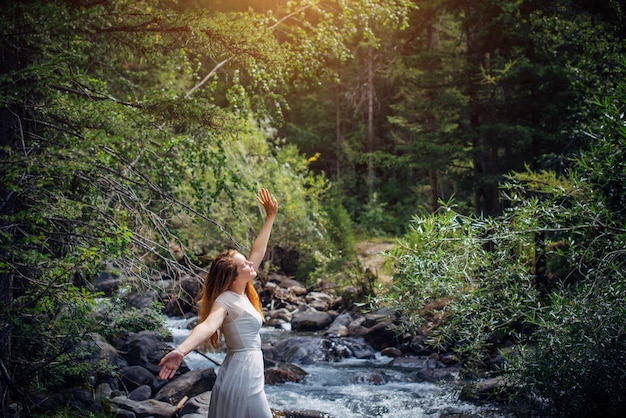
left=99, top=297, right=169, bottom=340
left=2, top=284, right=105, bottom=391
left=377, top=201, right=540, bottom=368
left=379, top=90, right=626, bottom=414
left=322, top=191, right=357, bottom=261
left=357, top=192, right=388, bottom=236
left=1, top=0, right=417, bottom=407
left=508, top=279, right=626, bottom=417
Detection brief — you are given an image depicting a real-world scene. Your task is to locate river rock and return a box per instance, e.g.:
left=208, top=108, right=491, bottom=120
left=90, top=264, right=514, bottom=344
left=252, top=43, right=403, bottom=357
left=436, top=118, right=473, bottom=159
left=347, top=315, right=368, bottom=336
left=291, top=310, right=332, bottom=331
left=119, top=365, right=156, bottom=392
left=116, top=331, right=178, bottom=375
left=95, top=262, right=122, bottom=296
left=270, top=273, right=305, bottom=288
left=264, top=359, right=308, bottom=384
left=107, top=396, right=177, bottom=418
left=127, top=289, right=159, bottom=310
left=129, top=385, right=152, bottom=401
left=95, top=382, right=113, bottom=401
left=324, top=312, right=353, bottom=337
left=154, top=368, right=217, bottom=405
left=271, top=336, right=375, bottom=364
left=381, top=346, right=403, bottom=357
left=83, top=333, right=119, bottom=373
left=409, top=335, right=435, bottom=355
left=363, top=321, right=400, bottom=350
left=363, top=307, right=399, bottom=327
left=179, top=391, right=212, bottom=416
left=270, top=307, right=293, bottom=322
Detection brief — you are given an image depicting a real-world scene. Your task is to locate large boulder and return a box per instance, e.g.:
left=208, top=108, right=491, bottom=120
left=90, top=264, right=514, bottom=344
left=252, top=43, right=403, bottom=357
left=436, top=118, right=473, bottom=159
left=116, top=331, right=179, bottom=375
left=154, top=368, right=217, bottom=405
left=362, top=322, right=400, bottom=351
left=271, top=336, right=375, bottom=364
left=118, top=365, right=156, bottom=392
left=107, top=397, right=177, bottom=418
left=178, top=391, right=212, bottom=417
left=324, top=312, right=353, bottom=338
left=264, top=359, right=308, bottom=384
left=291, top=310, right=332, bottom=332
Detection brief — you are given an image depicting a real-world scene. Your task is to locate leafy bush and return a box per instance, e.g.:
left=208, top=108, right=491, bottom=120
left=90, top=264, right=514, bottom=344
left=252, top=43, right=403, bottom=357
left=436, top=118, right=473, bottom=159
left=98, top=297, right=169, bottom=340
left=377, top=201, right=540, bottom=370
left=378, top=89, right=626, bottom=415
left=508, top=279, right=626, bottom=417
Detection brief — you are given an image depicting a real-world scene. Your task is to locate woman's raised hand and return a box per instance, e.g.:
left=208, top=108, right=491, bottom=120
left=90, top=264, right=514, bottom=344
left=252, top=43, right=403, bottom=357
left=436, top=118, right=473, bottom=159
left=256, top=188, right=278, bottom=218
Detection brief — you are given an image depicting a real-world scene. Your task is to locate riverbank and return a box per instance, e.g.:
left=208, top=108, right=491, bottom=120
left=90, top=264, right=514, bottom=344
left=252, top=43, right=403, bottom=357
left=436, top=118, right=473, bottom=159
left=21, top=242, right=514, bottom=417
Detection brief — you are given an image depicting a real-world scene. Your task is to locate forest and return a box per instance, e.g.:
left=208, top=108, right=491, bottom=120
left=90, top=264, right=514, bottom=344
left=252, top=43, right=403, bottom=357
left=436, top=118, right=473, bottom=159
left=1, top=0, right=625, bottom=417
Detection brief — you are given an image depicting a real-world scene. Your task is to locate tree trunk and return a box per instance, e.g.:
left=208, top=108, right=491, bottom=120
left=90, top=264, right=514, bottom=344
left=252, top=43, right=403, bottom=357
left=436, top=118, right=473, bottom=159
left=464, top=1, right=500, bottom=215
left=426, top=16, right=441, bottom=213
left=336, top=83, right=342, bottom=178
left=0, top=108, right=14, bottom=413
left=367, top=45, right=375, bottom=192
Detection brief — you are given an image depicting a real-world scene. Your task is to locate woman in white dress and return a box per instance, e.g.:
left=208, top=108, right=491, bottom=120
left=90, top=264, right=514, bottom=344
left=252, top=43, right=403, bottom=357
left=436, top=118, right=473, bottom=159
left=158, top=188, right=278, bottom=418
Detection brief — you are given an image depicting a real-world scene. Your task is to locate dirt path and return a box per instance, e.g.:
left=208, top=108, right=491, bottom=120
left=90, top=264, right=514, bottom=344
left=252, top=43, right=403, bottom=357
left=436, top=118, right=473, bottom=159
left=355, top=240, right=395, bottom=283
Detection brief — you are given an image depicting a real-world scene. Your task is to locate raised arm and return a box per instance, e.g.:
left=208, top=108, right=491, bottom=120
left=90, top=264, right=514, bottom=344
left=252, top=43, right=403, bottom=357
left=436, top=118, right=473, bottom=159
left=248, top=188, right=278, bottom=270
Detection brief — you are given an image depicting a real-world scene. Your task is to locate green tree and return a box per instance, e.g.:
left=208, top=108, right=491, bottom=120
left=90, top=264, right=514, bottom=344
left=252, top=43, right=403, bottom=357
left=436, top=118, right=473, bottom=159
left=0, top=0, right=415, bottom=411
left=377, top=87, right=626, bottom=415
left=387, top=1, right=468, bottom=213
left=460, top=0, right=625, bottom=214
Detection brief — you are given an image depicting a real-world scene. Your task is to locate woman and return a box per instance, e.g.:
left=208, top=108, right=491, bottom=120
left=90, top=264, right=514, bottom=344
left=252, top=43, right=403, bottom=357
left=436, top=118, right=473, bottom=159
left=158, top=188, right=278, bottom=418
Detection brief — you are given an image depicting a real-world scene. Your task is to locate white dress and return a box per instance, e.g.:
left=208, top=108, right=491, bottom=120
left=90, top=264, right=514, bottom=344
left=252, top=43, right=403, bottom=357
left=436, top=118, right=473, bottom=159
left=208, top=290, right=272, bottom=418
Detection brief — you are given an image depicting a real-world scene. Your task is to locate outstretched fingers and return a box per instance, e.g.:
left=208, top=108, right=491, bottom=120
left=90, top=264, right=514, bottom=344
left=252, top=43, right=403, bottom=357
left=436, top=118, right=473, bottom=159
left=256, top=188, right=278, bottom=216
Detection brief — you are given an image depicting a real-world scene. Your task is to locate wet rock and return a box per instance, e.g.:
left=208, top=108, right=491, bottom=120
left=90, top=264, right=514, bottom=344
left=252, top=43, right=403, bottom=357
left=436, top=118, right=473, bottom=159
left=272, top=336, right=329, bottom=364
left=116, top=331, right=180, bottom=377
left=347, top=316, right=368, bottom=337
left=459, top=377, right=508, bottom=403
left=363, top=321, right=400, bottom=351
left=272, top=336, right=375, bottom=364
left=154, top=368, right=217, bottom=405
left=264, top=359, right=308, bottom=384
left=270, top=307, right=293, bottom=322
left=119, top=365, right=156, bottom=392
left=179, top=391, right=212, bottom=416
left=108, top=396, right=177, bottom=418
left=381, top=346, right=403, bottom=357
left=291, top=310, right=332, bottom=332
left=129, top=385, right=152, bottom=401
left=325, top=312, right=353, bottom=338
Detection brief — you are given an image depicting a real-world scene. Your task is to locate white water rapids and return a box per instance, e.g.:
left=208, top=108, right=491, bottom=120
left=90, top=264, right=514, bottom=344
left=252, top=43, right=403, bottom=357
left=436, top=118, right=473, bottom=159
left=167, top=317, right=510, bottom=418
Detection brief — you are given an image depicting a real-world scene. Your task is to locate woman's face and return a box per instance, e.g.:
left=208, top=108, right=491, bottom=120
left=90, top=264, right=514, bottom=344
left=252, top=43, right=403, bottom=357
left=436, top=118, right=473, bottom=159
left=232, top=252, right=257, bottom=283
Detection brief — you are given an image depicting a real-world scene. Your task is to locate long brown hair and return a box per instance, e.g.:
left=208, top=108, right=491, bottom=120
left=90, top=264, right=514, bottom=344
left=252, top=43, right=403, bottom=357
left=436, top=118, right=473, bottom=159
left=197, top=249, right=264, bottom=349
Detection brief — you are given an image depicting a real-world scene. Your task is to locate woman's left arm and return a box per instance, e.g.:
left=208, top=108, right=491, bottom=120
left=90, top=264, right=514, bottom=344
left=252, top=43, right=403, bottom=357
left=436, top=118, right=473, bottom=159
left=248, top=188, right=278, bottom=270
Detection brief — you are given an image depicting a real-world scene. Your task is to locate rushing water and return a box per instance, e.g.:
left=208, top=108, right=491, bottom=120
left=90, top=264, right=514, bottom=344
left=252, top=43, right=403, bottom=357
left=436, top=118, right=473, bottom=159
left=167, top=317, right=510, bottom=418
